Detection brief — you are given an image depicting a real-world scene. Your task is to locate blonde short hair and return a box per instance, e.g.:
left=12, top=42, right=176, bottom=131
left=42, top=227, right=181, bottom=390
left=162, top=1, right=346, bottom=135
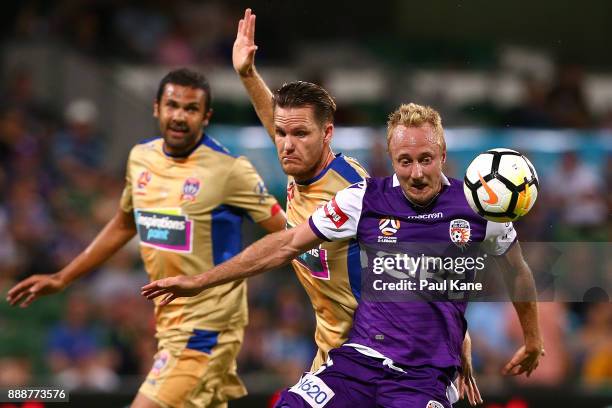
left=386, top=103, right=446, bottom=152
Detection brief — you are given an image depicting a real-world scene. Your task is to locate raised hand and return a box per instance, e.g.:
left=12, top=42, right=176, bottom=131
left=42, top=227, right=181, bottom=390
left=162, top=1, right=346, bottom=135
left=6, top=274, right=66, bottom=307
left=233, top=8, right=258, bottom=77
left=141, top=276, right=204, bottom=306
left=502, top=344, right=545, bottom=377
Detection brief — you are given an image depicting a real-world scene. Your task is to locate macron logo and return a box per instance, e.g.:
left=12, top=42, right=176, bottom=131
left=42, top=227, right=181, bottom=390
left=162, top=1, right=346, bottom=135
left=324, top=198, right=349, bottom=228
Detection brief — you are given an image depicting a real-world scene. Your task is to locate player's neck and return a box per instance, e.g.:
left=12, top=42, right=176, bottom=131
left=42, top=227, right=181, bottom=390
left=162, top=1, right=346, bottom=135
left=294, top=149, right=335, bottom=184
left=163, top=133, right=204, bottom=158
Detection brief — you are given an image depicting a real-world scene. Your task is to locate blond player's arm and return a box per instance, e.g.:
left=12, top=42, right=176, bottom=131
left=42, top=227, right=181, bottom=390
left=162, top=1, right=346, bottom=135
left=142, top=222, right=322, bottom=304
left=233, top=8, right=275, bottom=139
left=499, top=242, right=544, bottom=377
left=7, top=208, right=137, bottom=307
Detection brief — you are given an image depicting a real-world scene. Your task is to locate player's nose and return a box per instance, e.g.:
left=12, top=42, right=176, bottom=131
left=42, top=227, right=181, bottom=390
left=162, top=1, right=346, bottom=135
left=411, top=163, right=424, bottom=179
left=172, top=108, right=187, bottom=121
left=283, top=136, right=296, bottom=152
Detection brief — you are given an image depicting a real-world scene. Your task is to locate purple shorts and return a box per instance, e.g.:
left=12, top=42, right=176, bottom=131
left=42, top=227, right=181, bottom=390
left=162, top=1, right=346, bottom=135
left=275, top=346, right=456, bottom=408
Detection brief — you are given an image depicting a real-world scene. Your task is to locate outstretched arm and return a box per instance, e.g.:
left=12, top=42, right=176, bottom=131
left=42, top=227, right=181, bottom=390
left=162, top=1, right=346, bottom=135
left=499, top=242, right=544, bottom=377
left=7, top=208, right=136, bottom=307
left=233, top=8, right=275, bottom=139
left=142, top=222, right=323, bottom=305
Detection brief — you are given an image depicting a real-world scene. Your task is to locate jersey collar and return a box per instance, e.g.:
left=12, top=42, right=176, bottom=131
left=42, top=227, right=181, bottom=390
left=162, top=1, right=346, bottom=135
left=296, top=153, right=343, bottom=186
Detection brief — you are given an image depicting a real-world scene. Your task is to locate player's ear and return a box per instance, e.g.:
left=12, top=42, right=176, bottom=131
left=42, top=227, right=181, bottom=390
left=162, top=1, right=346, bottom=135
left=153, top=101, right=159, bottom=118
left=323, top=122, right=333, bottom=144
left=441, top=148, right=447, bottom=164
left=202, top=109, right=213, bottom=128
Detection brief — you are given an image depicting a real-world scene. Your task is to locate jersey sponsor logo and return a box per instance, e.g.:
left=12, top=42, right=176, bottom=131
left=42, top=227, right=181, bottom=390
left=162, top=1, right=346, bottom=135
left=406, top=212, right=443, bottom=220
left=296, top=246, right=330, bottom=280
left=289, top=373, right=335, bottom=407
left=378, top=217, right=400, bottom=243
left=135, top=208, right=193, bottom=253
left=323, top=198, right=349, bottom=228
left=449, top=219, right=471, bottom=248
left=478, top=172, right=499, bottom=205
left=181, top=178, right=201, bottom=201
left=426, top=400, right=444, bottom=408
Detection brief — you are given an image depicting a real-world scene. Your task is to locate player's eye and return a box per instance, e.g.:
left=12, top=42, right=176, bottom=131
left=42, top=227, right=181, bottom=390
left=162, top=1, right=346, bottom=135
left=421, top=157, right=432, bottom=164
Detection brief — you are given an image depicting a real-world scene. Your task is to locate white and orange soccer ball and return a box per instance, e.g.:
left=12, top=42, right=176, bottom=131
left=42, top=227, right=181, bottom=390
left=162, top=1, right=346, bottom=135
left=463, top=148, right=539, bottom=222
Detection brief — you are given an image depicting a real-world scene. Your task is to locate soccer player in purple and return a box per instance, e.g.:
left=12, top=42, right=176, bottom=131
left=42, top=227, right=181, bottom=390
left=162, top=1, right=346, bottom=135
left=143, top=103, right=544, bottom=407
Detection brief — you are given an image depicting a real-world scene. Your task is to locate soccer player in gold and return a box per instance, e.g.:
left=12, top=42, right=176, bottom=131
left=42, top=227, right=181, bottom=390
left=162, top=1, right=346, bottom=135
left=230, top=9, right=481, bottom=405
left=7, top=68, right=286, bottom=408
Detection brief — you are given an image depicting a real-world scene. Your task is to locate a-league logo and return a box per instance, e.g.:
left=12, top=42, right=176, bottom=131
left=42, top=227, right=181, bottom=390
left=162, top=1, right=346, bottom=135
left=378, top=217, right=400, bottom=236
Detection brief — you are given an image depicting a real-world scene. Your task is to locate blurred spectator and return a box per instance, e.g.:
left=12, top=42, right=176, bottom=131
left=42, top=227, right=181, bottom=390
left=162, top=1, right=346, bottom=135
left=0, top=205, right=19, bottom=291
left=46, top=291, right=119, bottom=391
left=605, top=155, right=612, bottom=217
left=547, top=151, right=607, bottom=240
left=546, top=64, right=593, bottom=128
left=600, top=109, right=612, bottom=129
left=0, top=357, right=32, bottom=388
left=155, top=22, right=196, bottom=66
left=574, top=303, right=612, bottom=388
left=112, top=5, right=169, bottom=61
left=368, top=136, right=391, bottom=177
left=7, top=177, right=56, bottom=278
left=54, top=99, right=104, bottom=173
left=503, top=76, right=554, bottom=128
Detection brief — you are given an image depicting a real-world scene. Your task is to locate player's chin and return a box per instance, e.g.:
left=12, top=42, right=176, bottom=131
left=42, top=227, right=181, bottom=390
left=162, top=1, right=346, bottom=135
left=281, top=162, right=306, bottom=177
left=165, top=134, right=197, bottom=149
left=406, top=187, right=433, bottom=204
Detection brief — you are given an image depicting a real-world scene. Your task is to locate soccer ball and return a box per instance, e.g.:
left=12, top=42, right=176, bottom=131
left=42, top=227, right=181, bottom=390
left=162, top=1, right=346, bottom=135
left=463, top=148, right=539, bottom=222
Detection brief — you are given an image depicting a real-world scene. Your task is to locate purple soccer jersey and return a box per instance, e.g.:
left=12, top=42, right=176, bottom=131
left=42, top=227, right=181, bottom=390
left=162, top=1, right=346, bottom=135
left=309, top=174, right=516, bottom=369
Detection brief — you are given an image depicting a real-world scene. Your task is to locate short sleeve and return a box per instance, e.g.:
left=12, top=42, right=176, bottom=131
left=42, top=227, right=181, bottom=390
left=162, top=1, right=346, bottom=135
left=481, top=221, right=517, bottom=256
left=308, top=181, right=366, bottom=241
left=119, top=157, right=133, bottom=213
left=223, top=156, right=280, bottom=223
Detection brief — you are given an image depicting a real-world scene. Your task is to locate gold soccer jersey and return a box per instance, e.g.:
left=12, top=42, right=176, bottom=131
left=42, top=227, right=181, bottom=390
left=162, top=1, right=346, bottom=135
left=120, top=135, right=280, bottom=346
left=286, top=153, right=368, bottom=369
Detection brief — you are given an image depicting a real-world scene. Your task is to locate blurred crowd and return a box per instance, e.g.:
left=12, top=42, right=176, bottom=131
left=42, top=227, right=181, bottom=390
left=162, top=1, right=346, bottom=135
left=10, top=1, right=238, bottom=66
left=7, top=1, right=612, bottom=128
left=0, top=0, right=610, bottom=398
